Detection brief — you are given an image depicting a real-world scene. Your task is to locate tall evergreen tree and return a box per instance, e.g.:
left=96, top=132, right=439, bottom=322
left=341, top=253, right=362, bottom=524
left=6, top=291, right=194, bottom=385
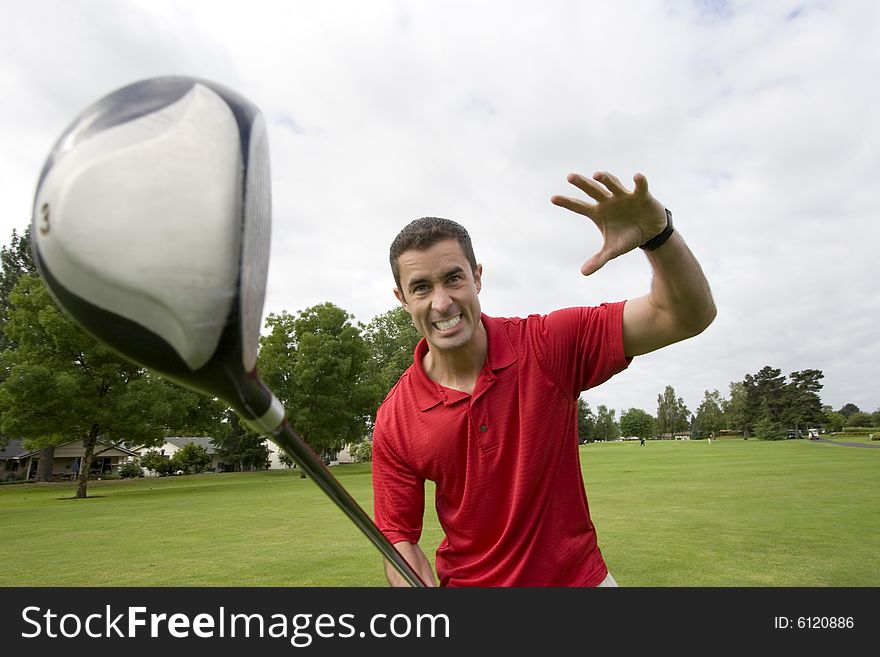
left=742, top=366, right=786, bottom=436
left=784, top=369, right=824, bottom=434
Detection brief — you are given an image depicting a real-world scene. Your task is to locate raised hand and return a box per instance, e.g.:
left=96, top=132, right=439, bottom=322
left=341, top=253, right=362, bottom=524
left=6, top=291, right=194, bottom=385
left=550, top=171, right=668, bottom=276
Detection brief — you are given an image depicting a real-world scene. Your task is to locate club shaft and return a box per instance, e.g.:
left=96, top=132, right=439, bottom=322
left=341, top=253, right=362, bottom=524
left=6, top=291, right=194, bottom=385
left=270, top=422, right=427, bottom=588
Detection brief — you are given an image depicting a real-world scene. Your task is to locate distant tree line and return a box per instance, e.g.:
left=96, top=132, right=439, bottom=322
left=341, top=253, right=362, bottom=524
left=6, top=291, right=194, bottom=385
left=577, top=368, right=879, bottom=443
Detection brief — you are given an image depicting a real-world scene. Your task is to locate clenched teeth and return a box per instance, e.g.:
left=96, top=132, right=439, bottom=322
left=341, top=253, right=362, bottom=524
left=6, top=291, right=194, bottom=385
left=433, top=315, right=462, bottom=331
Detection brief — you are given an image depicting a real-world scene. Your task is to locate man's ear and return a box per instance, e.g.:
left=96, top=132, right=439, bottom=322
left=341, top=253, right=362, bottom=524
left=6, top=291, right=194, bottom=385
left=474, top=263, right=483, bottom=294
left=393, top=287, right=408, bottom=309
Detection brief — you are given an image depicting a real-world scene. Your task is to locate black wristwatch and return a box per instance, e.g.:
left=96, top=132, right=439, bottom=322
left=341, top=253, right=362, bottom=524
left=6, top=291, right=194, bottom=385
left=639, top=208, right=674, bottom=251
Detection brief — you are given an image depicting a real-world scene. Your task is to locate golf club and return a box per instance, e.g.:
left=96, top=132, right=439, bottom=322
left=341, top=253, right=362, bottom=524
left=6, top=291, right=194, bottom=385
left=31, top=76, right=425, bottom=587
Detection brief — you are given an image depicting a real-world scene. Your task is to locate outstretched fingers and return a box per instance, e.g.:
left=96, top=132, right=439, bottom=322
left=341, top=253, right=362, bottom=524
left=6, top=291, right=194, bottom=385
left=550, top=193, right=596, bottom=219
left=551, top=171, right=642, bottom=215
left=567, top=172, right=613, bottom=201
left=551, top=170, right=659, bottom=276
left=593, top=171, right=628, bottom=195
left=549, top=172, right=616, bottom=218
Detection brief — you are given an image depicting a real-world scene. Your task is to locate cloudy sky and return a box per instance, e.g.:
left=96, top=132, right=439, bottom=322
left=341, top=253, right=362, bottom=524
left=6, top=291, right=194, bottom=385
left=2, top=0, right=877, bottom=418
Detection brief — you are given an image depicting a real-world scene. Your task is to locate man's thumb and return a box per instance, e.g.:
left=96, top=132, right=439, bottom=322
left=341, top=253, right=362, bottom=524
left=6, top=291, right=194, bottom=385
left=581, top=252, right=609, bottom=277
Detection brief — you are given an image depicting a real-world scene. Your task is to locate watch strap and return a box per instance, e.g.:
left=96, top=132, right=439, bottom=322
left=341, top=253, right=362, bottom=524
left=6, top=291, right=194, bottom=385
left=640, top=208, right=674, bottom=251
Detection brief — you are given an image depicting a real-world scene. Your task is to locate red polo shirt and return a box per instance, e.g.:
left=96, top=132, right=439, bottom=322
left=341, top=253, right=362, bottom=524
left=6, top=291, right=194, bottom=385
left=372, top=302, right=629, bottom=587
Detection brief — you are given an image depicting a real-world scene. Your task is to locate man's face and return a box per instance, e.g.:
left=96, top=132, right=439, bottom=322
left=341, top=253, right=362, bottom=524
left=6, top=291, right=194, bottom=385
left=394, top=239, right=483, bottom=354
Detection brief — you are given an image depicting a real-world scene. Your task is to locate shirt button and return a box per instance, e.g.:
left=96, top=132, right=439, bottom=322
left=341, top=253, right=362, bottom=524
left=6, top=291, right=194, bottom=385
left=480, top=425, right=488, bottom=433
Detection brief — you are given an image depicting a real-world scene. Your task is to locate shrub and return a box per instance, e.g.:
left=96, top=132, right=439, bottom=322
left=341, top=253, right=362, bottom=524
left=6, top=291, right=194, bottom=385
left=842, top=427, right=880, bottom=435
left=171, top=443, right=211, bottom=474
left=348, top=439, right=372, bottom=463
left=141, top=450, right=174, bottom=476
left=118, top=458, right=144, bottom=479
left=277, top=451, right=297, bottom=469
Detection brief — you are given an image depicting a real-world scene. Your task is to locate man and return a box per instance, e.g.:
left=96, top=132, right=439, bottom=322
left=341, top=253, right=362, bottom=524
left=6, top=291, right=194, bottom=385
left=372, top=170, right=716, bottom=587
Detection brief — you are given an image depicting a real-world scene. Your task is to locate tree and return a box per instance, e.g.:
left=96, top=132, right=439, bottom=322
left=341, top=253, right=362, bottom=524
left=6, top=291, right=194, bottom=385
left=721, top=381, right=747, bottom=434
left=594, top=405, right=619, bottom=441
left=837, top=403, right=860, bottom=418
left=742, top=366, right=786, bottom=436
left=277, top=450, right=297, bottom=469
left=258, top=303, right=374, bottom=459
left=740, top=366, right=827, bottom=438
left=0, top=228, right=35, bottom=454
left=847, top=412, right=873, bottom=428
left=362, top=306, right=421, bottom=415
left=348, top=439, right=373, bottom=463
left=0, top=227, right=35, bottom=353
left=577, top=398, right=596, bottom=441
left=823, top=407, right=845, bottom=433
left=212, top=410, right=270, bottom=471
left=0, top=275, right=212, bottom=498
left=619, top=408, right=652, bottom=439
left=619, top=408, right=655, bottom=440
left=754, top=400, right=783, bottom=440
left=171, top=442, right=211, bottom=474
left=656, top=385, right=689, bottom=437
left=784, top=369, right=824, bottom=434
left=694, top=389, right=724, bottom=439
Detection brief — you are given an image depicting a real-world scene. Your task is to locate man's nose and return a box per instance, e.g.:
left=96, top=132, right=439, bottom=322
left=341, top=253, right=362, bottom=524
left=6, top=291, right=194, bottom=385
left=431, top=287, right=453, bottom=313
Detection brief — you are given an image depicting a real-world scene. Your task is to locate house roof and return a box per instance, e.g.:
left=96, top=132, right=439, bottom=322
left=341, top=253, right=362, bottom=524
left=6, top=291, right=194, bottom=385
left=164, top=436, right=218, bottom=454
left=0, top=439, right=29, bottom=461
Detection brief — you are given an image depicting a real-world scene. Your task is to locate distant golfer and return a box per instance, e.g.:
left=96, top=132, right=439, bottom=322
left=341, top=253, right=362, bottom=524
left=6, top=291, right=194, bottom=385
left=640, top=436, right=646, bottom=446
left=372, top=171, right=716, bottom=587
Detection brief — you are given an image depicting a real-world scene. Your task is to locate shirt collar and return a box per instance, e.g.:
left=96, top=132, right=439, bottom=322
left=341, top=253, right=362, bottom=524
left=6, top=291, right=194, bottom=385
left=410, top=314, right=517, bottom=411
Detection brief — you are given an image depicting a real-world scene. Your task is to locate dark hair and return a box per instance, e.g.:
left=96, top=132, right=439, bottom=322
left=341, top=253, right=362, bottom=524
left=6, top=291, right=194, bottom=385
left=389, top=217, right=477, bottom=291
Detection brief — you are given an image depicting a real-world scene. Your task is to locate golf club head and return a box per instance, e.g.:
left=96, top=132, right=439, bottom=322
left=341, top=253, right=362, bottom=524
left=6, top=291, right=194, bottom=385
left=31, top=76, right=283, bottom=433
left=31, top=77, right=428, bottom=586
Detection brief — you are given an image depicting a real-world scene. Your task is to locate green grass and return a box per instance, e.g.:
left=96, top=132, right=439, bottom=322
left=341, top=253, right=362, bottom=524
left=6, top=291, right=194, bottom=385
left=0, top=439, right=876, bottom=586
left=584, top=438, right=880, bottom=586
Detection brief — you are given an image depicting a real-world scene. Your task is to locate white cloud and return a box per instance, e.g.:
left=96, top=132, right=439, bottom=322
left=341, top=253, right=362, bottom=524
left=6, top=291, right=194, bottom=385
left=2, top=0, right=877, bottom=415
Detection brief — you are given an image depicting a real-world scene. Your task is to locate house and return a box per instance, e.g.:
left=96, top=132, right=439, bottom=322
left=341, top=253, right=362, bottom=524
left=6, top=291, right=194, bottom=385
left=140, top=437, right=226, bottom=474
left=0, top=438, right=139, bottom=482
left=138, top=437, right=312, bottom=474
left=262, top=440, right=354, bottom=470
left=0, top=440, right=29, bottom=481
left=265, top=440, right=286, bottom=469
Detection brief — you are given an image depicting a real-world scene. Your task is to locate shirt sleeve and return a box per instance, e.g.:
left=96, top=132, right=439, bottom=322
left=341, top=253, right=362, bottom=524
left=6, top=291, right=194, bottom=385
left=371, top=420, right=426, bottom=546
left=532, top=301, right=630, bottom=400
